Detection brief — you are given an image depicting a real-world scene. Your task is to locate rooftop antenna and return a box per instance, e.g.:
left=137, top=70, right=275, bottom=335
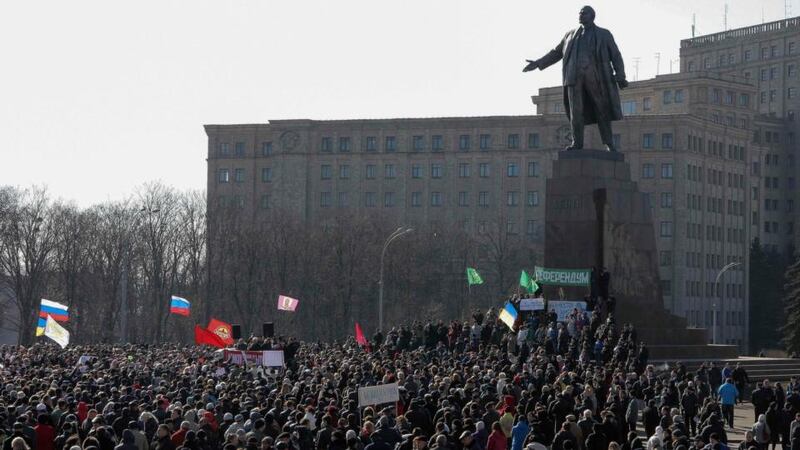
left=692, top=13, right=696, bottom=38
left=787, top=0, right=793, bottom=18
left=655, top=52, right=661, bottom=76
left=670, top=58, right=680, bottom=73
left=633, top=57, right=641, bottom=81
left=724, top=3, right=729, bottom=30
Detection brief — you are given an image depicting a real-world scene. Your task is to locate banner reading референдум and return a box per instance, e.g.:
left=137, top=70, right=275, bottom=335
left=533, top=266, right=591, bottom=286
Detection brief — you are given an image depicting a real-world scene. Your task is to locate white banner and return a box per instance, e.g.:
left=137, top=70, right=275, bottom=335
left=548, top=300, right=586, bottom=321
left=519, top=298, right=545, bottom=311
left=223, top=349, right=285, bottom=367
left=358, top=383, right=399, bottom=407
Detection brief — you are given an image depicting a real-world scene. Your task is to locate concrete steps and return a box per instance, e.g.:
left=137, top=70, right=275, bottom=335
left=652, top=357, right=800, bottom=383
left=648, top=344, right=739, bottom=360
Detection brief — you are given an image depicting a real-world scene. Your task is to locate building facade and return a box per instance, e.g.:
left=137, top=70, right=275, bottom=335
left=681, top=17, right=800, bottom=256
left=207, top=18, right=800, bottom=351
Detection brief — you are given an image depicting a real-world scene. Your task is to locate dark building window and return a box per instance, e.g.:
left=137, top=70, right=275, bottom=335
left=459, top=135, right=471, bottom=151
left=642, top=133, right=653, bottom=149
left=338, top=137, right=351, bottom=152
left=431, top=135, right=443, bottom=151
left=413, top=135, right=425, bottom=151
left=321, top=137, right=332, bottom=152
left=662, top=133, right=674, bottom=149
left=385, top=136, right=396, bottom=152
left=479, top=134, right=491, bottom=150
left=528, top=133, right=540, bottom=148
left=365, top=136, right=377, bottom=152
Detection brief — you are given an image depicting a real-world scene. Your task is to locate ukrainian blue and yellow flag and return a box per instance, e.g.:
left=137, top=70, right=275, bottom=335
left=498, top=301, right=518, bottom=330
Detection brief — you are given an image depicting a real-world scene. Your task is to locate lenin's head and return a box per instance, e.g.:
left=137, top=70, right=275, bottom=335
left=579, top=6, right=596, bottom=26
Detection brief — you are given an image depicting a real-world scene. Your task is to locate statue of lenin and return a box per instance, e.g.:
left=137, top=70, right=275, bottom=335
left=523, top=6, right=628, bottom=152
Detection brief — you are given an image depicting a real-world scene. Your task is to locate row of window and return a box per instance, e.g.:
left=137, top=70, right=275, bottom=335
left=758, top=64, right=797, bottom=81
left=763, top=198, right=795, bottom=212
left=659, top=251, right=744, bottom=271
left=683, top=223, right=744, bottom=243
left=315, top=190, right=542, bottom=208
left=685, top=280, right=746, bottom=300
left=641, top=163, right=673, bottom=179
left=687, top=135, right=746, bottom=161
left=621, top=91, right=685, bottom=115
left=685, top=194, right=746, bottom=216
left=759, top=88, right=799, bottom=104
left=763, top=221, right=794, bottom=235
left=215, top=141, right=276, bottom=158
left=321, top=133, right=542, bottom=153
left=687, top=42, right=796, bottom=71
left=320, top=161, right=541, bottom=180
left=753, top=129, right=789, bottom=145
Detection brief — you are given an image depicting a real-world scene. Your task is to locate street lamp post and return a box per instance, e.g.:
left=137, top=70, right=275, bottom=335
left=378, top=227, right=413, bottom=333
left=713, top=261, right=741, bottom=345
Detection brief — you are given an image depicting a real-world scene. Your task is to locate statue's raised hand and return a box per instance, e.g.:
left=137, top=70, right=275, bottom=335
left=523, top=59, right=539, bottom=72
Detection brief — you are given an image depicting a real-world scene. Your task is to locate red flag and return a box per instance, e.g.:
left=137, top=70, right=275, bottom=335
left=206, top=318, right=234, bottom=345
left=194, top=325, right=226, bottom=348
left=355, top=322, right=368, bottom=347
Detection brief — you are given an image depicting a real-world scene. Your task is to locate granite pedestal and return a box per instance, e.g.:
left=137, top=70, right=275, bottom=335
left=544, top=149, right=737, bottom=360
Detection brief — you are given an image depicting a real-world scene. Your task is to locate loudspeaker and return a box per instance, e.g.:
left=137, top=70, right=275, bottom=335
left=262, top=322, right=274, bottom=338
left=232, top=324, right=242, bottom=340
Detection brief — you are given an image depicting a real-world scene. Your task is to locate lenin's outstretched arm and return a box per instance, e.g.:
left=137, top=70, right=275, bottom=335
left=536, top=35, right=567, bottom=71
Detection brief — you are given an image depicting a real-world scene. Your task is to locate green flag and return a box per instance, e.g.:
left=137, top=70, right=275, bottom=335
left=520, top=270, right=540, bottom=293
left=466, top=267, right=484, bottom=285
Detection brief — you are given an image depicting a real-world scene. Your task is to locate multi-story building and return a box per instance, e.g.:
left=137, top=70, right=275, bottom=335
left=681, top=17, right=800, bottom=255
left=207, top=17, right=800, bottom=351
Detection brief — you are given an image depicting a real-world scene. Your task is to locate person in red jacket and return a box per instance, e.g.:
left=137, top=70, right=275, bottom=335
left=170, top=421, right=190, bottom=447
left=34, top=414, right=55, bottom=450
left=486, top=422, right=507, bottom=450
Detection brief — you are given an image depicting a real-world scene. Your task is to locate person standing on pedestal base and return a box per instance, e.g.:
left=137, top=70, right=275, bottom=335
left=523, top=6, right=628, bottom=152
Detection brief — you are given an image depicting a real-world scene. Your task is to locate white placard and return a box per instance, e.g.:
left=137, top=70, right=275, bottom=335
left=519, top=298, right=545, bottom=311
left=263, top=350, right=285, bottom=367
left=358, top=383, right=399, bottom=407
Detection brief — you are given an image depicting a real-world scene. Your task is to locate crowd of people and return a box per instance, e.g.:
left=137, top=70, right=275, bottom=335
left=0, top=298, right=792, bottom=450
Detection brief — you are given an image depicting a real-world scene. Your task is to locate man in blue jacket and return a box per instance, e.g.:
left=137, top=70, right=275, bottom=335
left=718, top=378, right=739, bottom=428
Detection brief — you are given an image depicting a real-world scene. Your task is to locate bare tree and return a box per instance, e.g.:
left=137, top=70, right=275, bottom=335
left=0, top=187, right=55, bottom=344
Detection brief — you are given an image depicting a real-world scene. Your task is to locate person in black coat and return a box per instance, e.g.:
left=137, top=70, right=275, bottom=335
left=732, top=365, right=750, bottom=404
left=551, top=422, right=576, bottom=450
left=766, top=402, right=782, bottom=450
left=642, top=401, right=659, bottom=438
left=681, top=387, right=699, bottom=436
left=584, top=424, right=608, bottom=450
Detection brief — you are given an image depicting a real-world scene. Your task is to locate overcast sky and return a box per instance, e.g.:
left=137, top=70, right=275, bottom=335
left=0, top=0, right=793, bottom=206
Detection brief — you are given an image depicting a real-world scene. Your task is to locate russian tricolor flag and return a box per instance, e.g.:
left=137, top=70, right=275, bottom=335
left=36, top=299, right=69, bottom=336
left=170, top=296, right=191, bottom=316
